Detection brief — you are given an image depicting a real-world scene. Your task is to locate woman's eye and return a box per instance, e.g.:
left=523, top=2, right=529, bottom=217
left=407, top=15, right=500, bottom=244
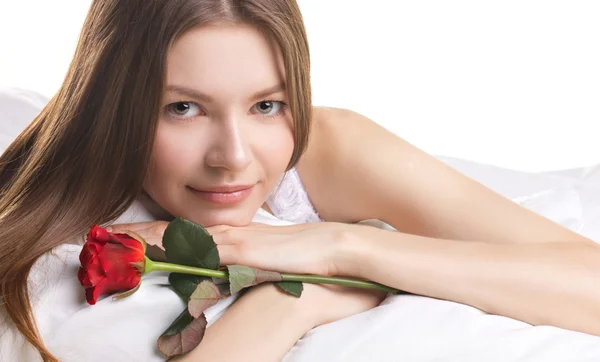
left=252, top=101, right=284, bottom=116
left=166, top=102, right=202, bottom=118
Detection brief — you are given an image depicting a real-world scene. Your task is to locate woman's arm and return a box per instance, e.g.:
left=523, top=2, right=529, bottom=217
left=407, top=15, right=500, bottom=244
left=298, top=107, right=600, bottom=335
left=340, top=224, right=600, bottom=336
left=172, top=284, right=312, bottom=362
left=173, top=283, right=385, bottom=362
left=299, top=107, right=597, bottom=246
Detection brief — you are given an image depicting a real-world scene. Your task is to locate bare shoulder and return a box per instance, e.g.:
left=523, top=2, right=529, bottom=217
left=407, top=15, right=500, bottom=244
left=296, top=106, right=381, bottom=222
left=306, top=106, right=373, bottom=139
left=297, top=106, right=372, bottom=172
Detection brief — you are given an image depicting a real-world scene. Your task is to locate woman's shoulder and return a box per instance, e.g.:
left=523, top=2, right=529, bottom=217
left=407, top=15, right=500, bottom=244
left=302, top=106, right=371, bottom=169
left=297, top=107, right=372, bottom=222
left=308, top=106, right=361, bottom=139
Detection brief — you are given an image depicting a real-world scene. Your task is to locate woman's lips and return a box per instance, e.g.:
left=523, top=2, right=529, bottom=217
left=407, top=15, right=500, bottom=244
left=187, top=185, right=254, bottom=205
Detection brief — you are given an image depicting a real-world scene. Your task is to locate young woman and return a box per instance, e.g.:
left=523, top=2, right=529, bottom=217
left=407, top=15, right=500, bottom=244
left=1, top=0, right=599, bottom=361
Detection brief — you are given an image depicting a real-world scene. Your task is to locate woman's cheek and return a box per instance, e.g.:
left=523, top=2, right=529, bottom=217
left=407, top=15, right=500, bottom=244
left=255, top=118, right=295, bottom=165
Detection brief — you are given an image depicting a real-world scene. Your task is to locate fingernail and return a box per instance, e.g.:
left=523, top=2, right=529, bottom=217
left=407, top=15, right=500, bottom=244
left=106, top=226, right=113, bottom=232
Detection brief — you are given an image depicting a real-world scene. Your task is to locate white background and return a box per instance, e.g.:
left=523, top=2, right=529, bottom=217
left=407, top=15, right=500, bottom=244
left=0, top=0, right=598, bottom=172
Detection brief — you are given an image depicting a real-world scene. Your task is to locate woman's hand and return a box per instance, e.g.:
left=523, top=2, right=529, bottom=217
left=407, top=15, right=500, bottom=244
left=107, top=220, right=359, bottom=277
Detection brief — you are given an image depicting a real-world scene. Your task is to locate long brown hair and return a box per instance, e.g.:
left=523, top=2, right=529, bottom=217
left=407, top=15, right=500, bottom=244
left=0, top=1, right=311, bottom=360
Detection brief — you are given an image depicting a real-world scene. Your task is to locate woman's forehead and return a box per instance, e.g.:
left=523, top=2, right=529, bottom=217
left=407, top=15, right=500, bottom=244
left=165, top=24, right=286, bottom=101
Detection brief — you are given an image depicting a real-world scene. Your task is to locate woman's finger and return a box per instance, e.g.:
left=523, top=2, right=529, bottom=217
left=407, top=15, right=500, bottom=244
left=123, top=230, right=145, bottom=243
left=115, top=221, right=169, bottom=236
left=211, top=228, right=240, bottom=245
left=217, top=244, right=239, bottom=266
left=107, top=221, right=156, bottom=233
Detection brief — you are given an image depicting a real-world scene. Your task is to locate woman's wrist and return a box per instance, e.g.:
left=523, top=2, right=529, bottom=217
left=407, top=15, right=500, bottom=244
left=329, top=223, right=373, bottom=278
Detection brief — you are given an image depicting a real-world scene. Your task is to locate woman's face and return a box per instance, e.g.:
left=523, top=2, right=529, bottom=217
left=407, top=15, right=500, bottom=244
left=143, top=24, right=294, bottom=227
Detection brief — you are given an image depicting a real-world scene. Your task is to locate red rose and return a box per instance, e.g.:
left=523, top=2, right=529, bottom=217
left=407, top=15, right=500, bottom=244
left=78, top=225, right=146, bottom=305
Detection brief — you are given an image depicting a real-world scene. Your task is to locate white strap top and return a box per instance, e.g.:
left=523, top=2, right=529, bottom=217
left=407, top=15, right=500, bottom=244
left=265, top=167, right=323, bottom=223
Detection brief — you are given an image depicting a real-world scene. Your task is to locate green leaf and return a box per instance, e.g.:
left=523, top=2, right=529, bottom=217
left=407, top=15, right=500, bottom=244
left=227, top=265, right=283, bottom=294
left=188, top=280, right=222, bottom=318
left=169, top=273, right=210, bottom=298
left=163, top=217, right=220, bottom=270
left=157, top=309, right=207, bottom=357
left=276, top=282, right=303, bottom=297
left=145, top=244, right=168, bottom=262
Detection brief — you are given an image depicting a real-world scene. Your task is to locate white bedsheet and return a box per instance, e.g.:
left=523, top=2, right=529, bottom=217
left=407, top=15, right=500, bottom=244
left=2, top=87, right=600, bottom=361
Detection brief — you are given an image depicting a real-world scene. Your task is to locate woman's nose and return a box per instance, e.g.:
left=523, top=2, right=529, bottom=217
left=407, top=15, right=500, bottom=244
left=204, top=120, right=251, bottom=172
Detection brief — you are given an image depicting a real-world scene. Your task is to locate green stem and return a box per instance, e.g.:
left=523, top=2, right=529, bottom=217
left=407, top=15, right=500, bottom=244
left=145, top=257, right=399, bottom=294
left=146, top=258, right=228, bottom=279
left=280, top=273, right=398, bottom=294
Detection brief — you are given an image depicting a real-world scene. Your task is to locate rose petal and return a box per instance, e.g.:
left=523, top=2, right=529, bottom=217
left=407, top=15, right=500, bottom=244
left=85, top=286, right=99, bottom=305
left=104, top=275, right=141, bottom=295
left=111, top=232, right=145, bottom=254
left=85, top=263, right=107, bottom=286
left=78, top=267, right=92, bottom=287
left=89, top=225, right=109, bottom=245
left=79, top=243, right=98, bottom=265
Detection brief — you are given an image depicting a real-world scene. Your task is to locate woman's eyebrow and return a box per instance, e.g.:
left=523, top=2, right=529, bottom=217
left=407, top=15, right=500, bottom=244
left=165, top=83, right=286, bottom=103
left=165, top=85, right=213, bottom=102
left=249, top=83, right=286, bottom=101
